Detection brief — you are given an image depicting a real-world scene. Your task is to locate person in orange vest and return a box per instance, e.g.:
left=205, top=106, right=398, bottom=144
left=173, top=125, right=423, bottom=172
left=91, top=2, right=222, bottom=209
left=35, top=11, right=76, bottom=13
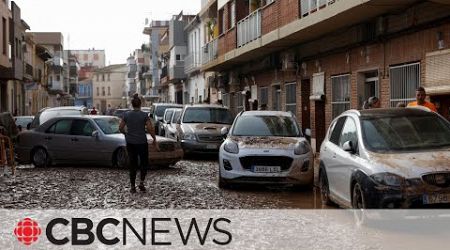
left=407, top=87, right=437, bottom=112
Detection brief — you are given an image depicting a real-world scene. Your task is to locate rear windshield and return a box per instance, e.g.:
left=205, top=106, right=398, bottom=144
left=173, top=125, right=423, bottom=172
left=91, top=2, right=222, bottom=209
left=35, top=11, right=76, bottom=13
left=361, top=114, right=450, bottom=152
left=182, top=108, right=232, bottom=124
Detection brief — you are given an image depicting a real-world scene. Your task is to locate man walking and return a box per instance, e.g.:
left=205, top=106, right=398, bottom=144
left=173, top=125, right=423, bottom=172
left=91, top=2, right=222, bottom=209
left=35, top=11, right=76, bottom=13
left=119, top=96, right=159, bottom=193
left=407, top=87, right=437, bottom=112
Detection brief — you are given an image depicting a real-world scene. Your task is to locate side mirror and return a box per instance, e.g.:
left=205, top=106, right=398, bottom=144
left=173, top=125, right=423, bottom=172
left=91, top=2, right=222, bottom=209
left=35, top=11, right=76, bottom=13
left=221, top=127, right=229, bottom=138
left=304, top=128, right=312, bottom=137
left=343, top=141, right=356, bottom=154
left=92, top=130, right=99, bottom=139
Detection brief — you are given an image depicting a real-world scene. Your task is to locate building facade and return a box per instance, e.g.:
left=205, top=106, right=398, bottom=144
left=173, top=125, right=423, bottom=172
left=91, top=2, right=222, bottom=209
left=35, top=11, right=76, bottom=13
left=70, top=49, right=106, bottom=68
left=200, top=0, right=450, bottom=152
left=92, top=64, right=127, bottom=113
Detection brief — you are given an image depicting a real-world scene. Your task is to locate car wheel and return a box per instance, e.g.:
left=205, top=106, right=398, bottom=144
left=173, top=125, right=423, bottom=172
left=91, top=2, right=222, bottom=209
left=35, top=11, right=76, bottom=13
left=114, top=147, right=129, bottom=168
left=32, top=147, right=50, bottom=168
left=352, top=182, right=366, bottom=209
left=319, top=170, right=333, bottom=206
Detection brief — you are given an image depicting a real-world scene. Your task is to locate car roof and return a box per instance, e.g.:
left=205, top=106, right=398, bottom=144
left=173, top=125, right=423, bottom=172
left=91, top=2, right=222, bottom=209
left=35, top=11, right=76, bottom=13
left=185, top=104, right=228, bottom=109
left=43, top=106, right=87, bottom=111
left=240, top=111, right=293, bottom=117
left=153, top=103, right=183, bottom=106
left=14, top=116, right=34, bottom=119
left=343, top=107, right=436, bottom=118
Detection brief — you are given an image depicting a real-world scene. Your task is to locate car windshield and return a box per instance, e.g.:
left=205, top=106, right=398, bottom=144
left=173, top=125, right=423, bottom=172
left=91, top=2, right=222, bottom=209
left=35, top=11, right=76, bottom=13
left=182, top=108, right=232, bottom=124
left=361, top=114, right=450, bottom=152
left=94, top=117, right=121, bottom=134
left=155, top=106, right=174, bottom=117
left=232, top=115, right=301, bottom=137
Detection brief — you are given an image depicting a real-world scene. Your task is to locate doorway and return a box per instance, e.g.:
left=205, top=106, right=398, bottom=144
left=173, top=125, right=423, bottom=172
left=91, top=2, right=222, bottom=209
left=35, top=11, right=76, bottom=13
left=272, top=85, right=281, bottom=111
left=314, top=101, right=326, bottom=153
left=301, top=79, right=311, bottom=133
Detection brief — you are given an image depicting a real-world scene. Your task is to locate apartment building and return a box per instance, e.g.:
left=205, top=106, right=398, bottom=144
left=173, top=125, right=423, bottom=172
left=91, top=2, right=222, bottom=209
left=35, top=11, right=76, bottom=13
left=200, top=0, right=450, bottom=152
left=93, top=64, right=127, bottom=113
left=0, top=0, right=11, bottom=112
left=70, top=49, right=106, bottom=68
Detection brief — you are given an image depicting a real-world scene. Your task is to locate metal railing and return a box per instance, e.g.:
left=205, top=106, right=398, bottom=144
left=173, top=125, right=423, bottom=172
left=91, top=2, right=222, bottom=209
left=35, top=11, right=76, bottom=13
left=300, top=0, right=336, bottom=17
left=237, top=9, right=261, bottom=48
left=202, top=39, right=218, bottom=65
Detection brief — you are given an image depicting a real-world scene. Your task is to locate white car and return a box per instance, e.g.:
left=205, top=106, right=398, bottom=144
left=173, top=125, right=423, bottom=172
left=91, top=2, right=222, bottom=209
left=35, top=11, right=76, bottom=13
left=218, top=111, right=314, bottom=188
left=319, top=108, right=450, bottom=208
left=165, top=109, right=182, bottom=140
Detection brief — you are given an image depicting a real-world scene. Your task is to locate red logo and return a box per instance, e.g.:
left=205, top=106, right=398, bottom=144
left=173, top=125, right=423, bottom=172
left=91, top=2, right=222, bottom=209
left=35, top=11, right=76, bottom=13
left=13, top=218, right=42, bottom=246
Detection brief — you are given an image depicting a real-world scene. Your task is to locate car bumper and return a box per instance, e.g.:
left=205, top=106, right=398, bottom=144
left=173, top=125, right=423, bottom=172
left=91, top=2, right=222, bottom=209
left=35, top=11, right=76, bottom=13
left=181, top=140, right=222, bottom=153
left=219, top=149, right=314, bottom=186
left=362, top=177, right=450, bottom=208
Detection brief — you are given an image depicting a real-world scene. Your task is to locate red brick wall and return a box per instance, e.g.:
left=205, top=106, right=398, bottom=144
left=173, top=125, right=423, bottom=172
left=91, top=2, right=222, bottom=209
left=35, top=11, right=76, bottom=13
left=280, top=0, right=300, bottom=27
left=262, top=0, right=300, bottom=35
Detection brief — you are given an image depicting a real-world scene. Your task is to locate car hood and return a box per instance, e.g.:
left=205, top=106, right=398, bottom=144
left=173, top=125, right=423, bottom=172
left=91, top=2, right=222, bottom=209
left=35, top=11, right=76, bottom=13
left=229, top=136, right=301, bottom=149
left=368, top=150, right=450, bottom=178
left=182, top=123, right=230, bottom=134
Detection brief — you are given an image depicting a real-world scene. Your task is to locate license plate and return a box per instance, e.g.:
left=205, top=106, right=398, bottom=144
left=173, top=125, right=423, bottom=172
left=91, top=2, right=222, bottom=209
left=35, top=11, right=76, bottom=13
left=206, top=144, right=218, bottom=149
left=423, top=193, right=450, bottom=204
left=252, top=166, right=281, bottom=173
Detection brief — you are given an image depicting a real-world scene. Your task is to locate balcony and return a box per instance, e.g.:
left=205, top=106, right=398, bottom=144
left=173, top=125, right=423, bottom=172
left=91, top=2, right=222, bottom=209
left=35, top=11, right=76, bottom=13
left=301, top=0, right=336, bottom=17
left=24, top=63, right=33, bottom=79
left=237, top=9, right=261, bottom=48
left=185, top=52, right=202, bottom=74
left=202, top=39, right=218, bottom=65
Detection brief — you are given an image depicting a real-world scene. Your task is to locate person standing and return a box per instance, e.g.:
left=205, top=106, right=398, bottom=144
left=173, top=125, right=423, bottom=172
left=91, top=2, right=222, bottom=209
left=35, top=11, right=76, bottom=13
left=90, top=107, right=98, bottom=115
left=119, top=97, right=159, bottom=193
left=407, top=87, right=437, bottom=112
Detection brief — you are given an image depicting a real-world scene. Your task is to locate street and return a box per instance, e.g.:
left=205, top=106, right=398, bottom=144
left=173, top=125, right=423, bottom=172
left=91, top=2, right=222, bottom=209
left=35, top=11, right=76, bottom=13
left=0, top=155, right=324, bottom=209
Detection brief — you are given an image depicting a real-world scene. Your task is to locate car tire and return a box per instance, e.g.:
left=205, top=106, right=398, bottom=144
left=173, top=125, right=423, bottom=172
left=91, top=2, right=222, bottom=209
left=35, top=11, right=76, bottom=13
left=32, top=147, right=50, bottom=168
left=319, top=169, right=333, bottom=206
left=352, top=182, right=367, bottom=209
left=114, top=147, right=129, bottom=168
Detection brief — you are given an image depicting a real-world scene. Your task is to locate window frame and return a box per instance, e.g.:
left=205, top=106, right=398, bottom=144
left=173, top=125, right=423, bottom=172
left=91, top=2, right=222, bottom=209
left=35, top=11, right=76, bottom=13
left=285, top=82, right=297, bottom=114
left=331, top=74, right=351, bottom=119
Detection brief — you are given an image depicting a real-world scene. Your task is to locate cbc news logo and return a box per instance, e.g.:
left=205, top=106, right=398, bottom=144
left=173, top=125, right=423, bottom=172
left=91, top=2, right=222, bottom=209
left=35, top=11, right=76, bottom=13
left=13, top=218, right=42, bottom=246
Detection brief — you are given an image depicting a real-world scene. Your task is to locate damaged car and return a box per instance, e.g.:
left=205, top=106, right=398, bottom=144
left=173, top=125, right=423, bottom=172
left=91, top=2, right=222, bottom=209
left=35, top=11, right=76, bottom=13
left=319, top=108, right=450, bottom=208
left=218, top=111, right=314, bottom=189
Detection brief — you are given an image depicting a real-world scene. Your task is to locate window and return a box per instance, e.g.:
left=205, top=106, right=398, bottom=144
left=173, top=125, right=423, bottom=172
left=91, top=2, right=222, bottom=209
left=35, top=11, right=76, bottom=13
left=94, top=54, right=99, bottom=61
left=222, top=93, right=230, bottom=108
left=236, top=93, right=244, bottom=113
left=331, top=74, right=350, bottom=118
left=2, top=18, right=6, bottom=55
left=108, top=86, right=111, bottom=96
left=230, top=1, right=236, bottom=28
left=71, top=120, right=94, bottom=136
left=97, top=87, right=99, bottom=96
left=102, top=74, right=105, bottom=81
left=56, top=75, right=60, bottom=81
left=329, top=116, right=347, bottom=145
left=259, top=87, right=268, bottom=106
left=102, top=87, right=105, bottom=96
left=47, top=120, right=72, bottom=135
left=107, top=74, right=110, bottom=81
left=285, top=82, right=296, bottom=114
left=339, top=117, right=358, bottom=150
left=389, top=62, right=420, bottom=107
left=358, top=71, right=379, bottom=109
left=219, top=8, right=225, bottom=34
left=272, top=85, right=281, bottom=111
left=176, top=54, right=181, bottom=61
left=84, top=54, right=88, bottom=60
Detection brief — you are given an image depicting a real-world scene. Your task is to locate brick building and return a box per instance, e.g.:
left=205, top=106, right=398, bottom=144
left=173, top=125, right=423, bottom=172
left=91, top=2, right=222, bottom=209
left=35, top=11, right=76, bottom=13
left=200, top=0, right=450, bottom=152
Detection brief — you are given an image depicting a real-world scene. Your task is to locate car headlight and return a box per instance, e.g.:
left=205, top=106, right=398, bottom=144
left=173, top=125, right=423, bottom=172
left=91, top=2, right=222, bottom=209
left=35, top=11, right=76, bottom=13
left=294, top=141, right=310, bottom=155
left=182, top=133, right=196, bottom=141
left=371, top=173, right=405, bottom=187
left=223, top=140, right=239, bottom=154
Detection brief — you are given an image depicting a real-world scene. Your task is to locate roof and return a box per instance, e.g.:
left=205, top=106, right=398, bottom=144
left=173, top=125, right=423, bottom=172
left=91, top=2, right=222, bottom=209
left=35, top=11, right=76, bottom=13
left=240, top=111, right=294, bottom=117
left=95, top=64, right=126, bottom=73
left=345, top=108, right=435, bottom=118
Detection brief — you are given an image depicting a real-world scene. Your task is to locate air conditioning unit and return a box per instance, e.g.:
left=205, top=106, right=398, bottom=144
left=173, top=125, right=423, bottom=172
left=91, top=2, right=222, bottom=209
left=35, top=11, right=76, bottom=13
left=281, top=53, right=297, bottom=71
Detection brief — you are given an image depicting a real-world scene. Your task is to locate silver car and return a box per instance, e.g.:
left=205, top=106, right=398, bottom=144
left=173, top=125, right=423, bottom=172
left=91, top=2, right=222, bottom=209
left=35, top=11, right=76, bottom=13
left=218, top=111, right=314, bottom=188
left=160, top=108, right=182, bottom=137
left=319, top=108, right=450, bottom=208
left=165, top=108, right=183, bottom=140
left=16, top=115, right=183, bottom=167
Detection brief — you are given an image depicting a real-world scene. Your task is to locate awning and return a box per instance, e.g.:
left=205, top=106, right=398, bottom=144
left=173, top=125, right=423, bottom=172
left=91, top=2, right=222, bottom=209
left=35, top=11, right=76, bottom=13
left=425, top=85, right=450, bottom=95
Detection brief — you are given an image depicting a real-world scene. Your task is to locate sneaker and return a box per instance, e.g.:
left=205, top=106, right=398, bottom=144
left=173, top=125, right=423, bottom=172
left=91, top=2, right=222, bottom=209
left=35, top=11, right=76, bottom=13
left=138, top=183, right=146, bottom=192
left=130, top=187, right=137, bottom=193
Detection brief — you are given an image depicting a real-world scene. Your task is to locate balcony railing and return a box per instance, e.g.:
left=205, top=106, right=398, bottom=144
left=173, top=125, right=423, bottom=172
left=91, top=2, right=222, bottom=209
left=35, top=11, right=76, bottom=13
left=301, top=0, right=336, bottom=17
left=185, top=52, right=201, bottom=73
left=25, top=63, right=33, bottom=77
left=202, top=39, right=218, bottom=65
left=237, top=9, right=261, bottom=48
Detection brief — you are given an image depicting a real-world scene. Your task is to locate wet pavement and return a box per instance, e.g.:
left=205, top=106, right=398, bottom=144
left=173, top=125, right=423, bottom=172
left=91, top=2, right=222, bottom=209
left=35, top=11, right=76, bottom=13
left=0, top=155, right=327, bottom=209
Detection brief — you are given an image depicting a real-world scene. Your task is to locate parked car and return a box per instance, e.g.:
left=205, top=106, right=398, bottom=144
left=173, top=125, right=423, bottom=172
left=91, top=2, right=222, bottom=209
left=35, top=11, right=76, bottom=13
left=113, top=108, right=131, bottom=119
left=319, top=108, right=450, bottom=208
left=178, top=104, right=233, bottom=154
left=29, top=106, right=89, bottom=129
left=218, top=111, right=313, bottom=188
left=160, top=108, right=182, bottom=137
left=166, top=109, right=183, bottom=140
left=14, top=116, right=34, bottom=131
left=149, top=103, right=183, bottom=135
left=16, top=115, right=183, bottom=168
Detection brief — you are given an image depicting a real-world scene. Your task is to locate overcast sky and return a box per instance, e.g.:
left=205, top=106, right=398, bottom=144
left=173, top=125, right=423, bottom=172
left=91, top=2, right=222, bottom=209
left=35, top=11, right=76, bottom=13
left=13, top=0, right=201, bottom=65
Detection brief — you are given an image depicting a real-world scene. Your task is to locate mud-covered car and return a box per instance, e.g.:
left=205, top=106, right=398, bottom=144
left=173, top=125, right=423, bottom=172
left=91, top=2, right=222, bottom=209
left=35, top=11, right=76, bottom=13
left=218, top=111, right=313, bottom=188
left=149, top=103, right=183, bottom=135
left=16, top=115, right=183, bottom=168
left=164, top=108, right=183, bottom=140
left=178, top=104, right=233, bottom=154
left=319, top=108, right=450, bottom=208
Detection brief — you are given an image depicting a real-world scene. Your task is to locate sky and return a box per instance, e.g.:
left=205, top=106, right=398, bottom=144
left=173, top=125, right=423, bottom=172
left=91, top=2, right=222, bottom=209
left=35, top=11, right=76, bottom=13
left=13, top=0, right=201, bottom=65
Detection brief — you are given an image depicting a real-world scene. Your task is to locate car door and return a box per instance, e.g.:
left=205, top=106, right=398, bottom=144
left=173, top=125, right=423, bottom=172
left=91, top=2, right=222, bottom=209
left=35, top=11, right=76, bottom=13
left=69, top=119, right=99, bottom=163
left=322, top=116, right=347, bottom=199
left=333, top=116, right=361, bottom=204
left=44, top=119, right=73, bottom=162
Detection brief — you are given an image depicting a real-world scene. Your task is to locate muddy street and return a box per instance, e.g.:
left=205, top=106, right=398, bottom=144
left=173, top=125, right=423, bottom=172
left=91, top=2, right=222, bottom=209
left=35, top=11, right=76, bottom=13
left=0, top=155, right=326, bottom=209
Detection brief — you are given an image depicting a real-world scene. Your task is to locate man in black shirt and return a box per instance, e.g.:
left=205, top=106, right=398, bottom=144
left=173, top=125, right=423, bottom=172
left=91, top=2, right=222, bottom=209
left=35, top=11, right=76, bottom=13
left=119, top=96, right=159, bottom=193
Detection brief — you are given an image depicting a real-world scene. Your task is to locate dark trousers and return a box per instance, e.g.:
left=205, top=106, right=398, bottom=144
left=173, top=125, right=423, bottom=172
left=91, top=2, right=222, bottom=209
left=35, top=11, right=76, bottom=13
left=126, top=143, right=149, bottom=187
